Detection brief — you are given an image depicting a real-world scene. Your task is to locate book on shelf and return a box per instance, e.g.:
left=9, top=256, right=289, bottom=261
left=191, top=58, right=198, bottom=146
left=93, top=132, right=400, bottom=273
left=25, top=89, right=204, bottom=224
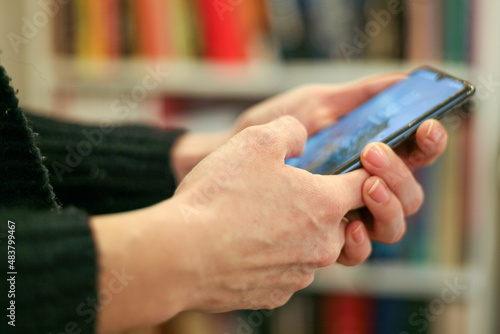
left=405, top=0, right=443, bottom=61
left=147, top=293, right=464, bottom=334
left=196, top=0, right=247, bottom=61
left=364, top=0, right=405, bottom=60
left=443, top=0, right=470, bottom=62
left=435, top=124, right=466, bottom=265
left=320, top=294, right=376, bottom=334
left=135, top=0, right=170, bottom=58
left=374, top=298, right=410, bottom=334
left=270, top=294, right=316, bottom=334
left=53, top=0, right=472, bottom=64
left=431, top=301, right=467, bottom=334
left=167, top=0, right=198, bottom=59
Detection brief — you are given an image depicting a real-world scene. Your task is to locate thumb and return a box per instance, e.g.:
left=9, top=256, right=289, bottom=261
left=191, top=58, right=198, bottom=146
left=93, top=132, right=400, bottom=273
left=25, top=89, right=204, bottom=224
left=256, top=115, right=308, bottom=160
left=320, top=169, right=370, bottom=213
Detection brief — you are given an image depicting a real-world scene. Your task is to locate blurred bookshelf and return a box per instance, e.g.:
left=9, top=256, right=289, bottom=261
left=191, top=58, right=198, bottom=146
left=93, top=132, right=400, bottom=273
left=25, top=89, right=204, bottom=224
left=52, top=58, right=471, bottom=98
left=0, top=0, right=499, bottom=333
left=311, top=263, right=476, bottom=299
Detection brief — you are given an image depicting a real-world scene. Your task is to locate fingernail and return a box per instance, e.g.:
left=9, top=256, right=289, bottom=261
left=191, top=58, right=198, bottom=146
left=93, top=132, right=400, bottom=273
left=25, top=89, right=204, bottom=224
left=368, top=179, right=389, bottom=204
left=425, top=121, right=443, bottom=143
left=363, top=144, right=389, bottom=168
left=352, top=223, right=365, bottom=243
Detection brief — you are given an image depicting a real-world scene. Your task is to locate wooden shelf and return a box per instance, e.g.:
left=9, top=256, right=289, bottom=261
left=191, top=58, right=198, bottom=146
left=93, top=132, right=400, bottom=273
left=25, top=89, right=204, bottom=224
left=52, top=58, right=471, bottom=98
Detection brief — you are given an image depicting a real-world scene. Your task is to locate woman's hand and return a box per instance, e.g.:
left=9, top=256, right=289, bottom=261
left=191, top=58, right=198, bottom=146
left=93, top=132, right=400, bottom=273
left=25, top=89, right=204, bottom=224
left=171, top=116, right=371, bottom=313
left=92, top=117, right=370, bottom=332
left=232, top=73, right=449, bottom=266
left=91, top=115, right=447, bottom=332
left=171, top=73, right=406, bottom=183
left=235, top=73, right=407, bottom=136
left=337, top=119, right=448, bottom=266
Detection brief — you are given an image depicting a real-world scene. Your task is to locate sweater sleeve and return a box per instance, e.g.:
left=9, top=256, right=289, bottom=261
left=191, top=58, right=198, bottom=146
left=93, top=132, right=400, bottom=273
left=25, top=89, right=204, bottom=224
left=26, top=113, right=185, bottom=215
left=0, top=207, right=97, bottom=333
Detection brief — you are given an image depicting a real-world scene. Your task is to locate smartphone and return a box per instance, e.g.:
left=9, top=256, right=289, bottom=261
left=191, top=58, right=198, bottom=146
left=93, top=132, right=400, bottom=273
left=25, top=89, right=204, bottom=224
left=286, top=66, right=475, bottom=175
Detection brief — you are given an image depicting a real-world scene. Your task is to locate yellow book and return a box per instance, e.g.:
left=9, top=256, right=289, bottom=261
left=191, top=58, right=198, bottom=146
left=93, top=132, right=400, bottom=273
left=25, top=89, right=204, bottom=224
left=168, top=0, right=197, bottom=58
left=73, top=0, right=88, bottom=58
left=436, top=126, right=465, bottom=265
left=87, top=0, right=110, bottom=59
left=430, top=302, right=466, bottom=334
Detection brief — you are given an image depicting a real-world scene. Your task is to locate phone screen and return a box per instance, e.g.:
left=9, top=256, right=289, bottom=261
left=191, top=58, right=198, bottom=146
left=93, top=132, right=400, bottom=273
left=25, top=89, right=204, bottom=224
left=286, top=69, right=469, bottom=175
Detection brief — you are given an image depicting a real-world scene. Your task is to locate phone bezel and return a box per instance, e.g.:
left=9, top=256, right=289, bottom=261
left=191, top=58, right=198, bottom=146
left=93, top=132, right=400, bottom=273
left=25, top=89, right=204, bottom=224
left=326, top=66, right=475, bottom=175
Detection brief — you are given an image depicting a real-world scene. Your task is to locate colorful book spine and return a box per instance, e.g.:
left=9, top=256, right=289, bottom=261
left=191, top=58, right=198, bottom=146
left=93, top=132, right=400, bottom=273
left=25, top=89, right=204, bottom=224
left=436, top=125, right=465, bottom=265
left=86, top=0, right=109, bottom=58
left=196, top=0, right=247, bottom=61
left=321, top=294, right=376, bottom=334
left=443, top=0, right=469, bottom=62
left=167, top=0, right=197, bottom=59
left=270, top=294, right=316, bottom=334
left=55, top=0, right=473, bottom=63
left=134, top=0, right=170, bottom=58
left=375, top=298, right=410, bottom=334
left=105, top=0, right=122, bottom=58
left=405, top=0, right=444, bottom=61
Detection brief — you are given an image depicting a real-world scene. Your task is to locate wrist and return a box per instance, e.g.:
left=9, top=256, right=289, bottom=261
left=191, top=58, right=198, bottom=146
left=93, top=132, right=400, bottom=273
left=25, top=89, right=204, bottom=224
left=171, top=130, right=233, bottom=184
left=90, top=200, right=199, bottom=332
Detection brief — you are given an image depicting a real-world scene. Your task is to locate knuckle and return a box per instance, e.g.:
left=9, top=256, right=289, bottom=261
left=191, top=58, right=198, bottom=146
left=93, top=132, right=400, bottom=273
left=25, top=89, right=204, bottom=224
left=280, top=115, right=307, bottom=138
left=315, top=247, right=337, bottom=268
left=296, top=273, right=315, bottom=290
left=344, top=250, right=371, bottom=267
left=405, top=184, right=424, bottom=216
left=312, top=175, right=345, bottom=219
left=246, top=125, right=281, bottom=150
left=384, top=170, right=406, bottom=189
left=387, top=219, right=407, bottom=244
left=264, top=291, right=292, bottom=309
left=260, top=301, right=276, bottom=310
left=350, top=244, right=372, bottom=266
left=408, top=149, right=427, bottom=168
left=372, top=206, right=406, bottom=244
left=240, top=125, right=260, bottom=142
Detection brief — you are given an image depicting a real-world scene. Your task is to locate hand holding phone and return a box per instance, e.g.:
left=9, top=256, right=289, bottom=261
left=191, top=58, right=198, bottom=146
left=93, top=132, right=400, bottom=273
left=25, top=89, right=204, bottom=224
left=286, top=66, right=475, bottom=175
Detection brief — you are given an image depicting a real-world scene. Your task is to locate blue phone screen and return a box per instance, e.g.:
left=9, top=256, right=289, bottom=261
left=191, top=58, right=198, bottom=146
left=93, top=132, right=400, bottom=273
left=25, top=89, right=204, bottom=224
left=286, top=69, right=465, bottom=174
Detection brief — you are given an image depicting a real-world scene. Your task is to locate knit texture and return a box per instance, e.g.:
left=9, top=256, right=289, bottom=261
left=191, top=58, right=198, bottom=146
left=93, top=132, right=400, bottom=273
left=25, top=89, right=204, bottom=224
left=0, top=64, right=186, bottom=332
left=27, top=113, right=185, bottom=215
left=0, top=65, right=96, bottom=333
left=0, top=66, right=58, bottom=210
left=1, top=208, right=96, bottom=333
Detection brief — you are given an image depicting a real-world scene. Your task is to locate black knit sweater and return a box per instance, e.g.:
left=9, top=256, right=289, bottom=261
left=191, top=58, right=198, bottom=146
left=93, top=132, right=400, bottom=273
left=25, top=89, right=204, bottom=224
left=0, top=65, right=184, bottom=332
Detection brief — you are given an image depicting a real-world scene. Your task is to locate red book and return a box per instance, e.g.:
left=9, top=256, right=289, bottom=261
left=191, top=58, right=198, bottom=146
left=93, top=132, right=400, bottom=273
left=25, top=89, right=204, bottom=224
left=321, top=294, right=376, bottom=334
left=134, top=0, right=170, bottom=58
left=105, top=0, right=122, bottom=57
left=196, top=0, right=247, bottom=62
